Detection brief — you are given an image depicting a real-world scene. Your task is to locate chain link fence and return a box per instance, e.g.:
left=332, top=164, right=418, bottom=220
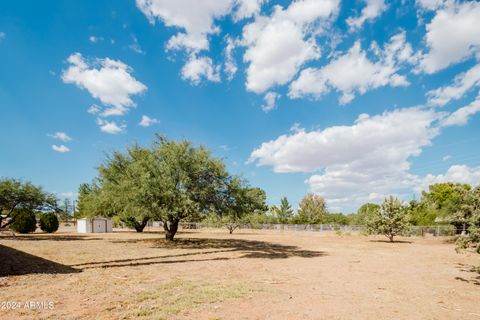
left=176, top=222, right=456, bottom=237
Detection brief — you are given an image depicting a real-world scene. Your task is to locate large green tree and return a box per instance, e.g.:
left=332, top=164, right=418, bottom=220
left=79, top=135, right=235, bottom=240
left=0, top=178, right=57, bottom=230
left=220, top=178, right=267, bottom=234
left=365, top=196, right=411, bottom=242
left=296, top=193, right=327, bottom=224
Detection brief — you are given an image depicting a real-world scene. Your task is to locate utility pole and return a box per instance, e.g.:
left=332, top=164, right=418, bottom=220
left=73, top=199, right=76, bottom=226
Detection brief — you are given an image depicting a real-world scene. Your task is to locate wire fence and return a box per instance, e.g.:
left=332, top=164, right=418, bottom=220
left=175, top=222, right=457, bottom=237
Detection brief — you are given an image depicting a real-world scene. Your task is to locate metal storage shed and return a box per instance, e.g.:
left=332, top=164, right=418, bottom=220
left=77, top=217, right=113, bottom=233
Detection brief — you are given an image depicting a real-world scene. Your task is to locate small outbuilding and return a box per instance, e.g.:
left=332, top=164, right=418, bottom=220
left=77, top=217, right=113, bottom=233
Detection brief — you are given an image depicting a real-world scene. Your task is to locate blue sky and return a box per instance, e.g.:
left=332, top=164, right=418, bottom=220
left=1, top=0, right=479, bottom=212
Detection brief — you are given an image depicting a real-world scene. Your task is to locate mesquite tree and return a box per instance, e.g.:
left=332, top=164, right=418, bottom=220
left=297, top=193, right=327, bottom=224
left=78, top=135, right=231, bottom=240
left=365, top=196, right=411, bottom=242
left=221, top=178, right=267, bottom=234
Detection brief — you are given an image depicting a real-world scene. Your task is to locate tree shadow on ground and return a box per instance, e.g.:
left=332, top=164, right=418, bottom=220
left=0, top=234, right=102, bottom=241
left=0, top=244, right=81, bottom=277
left=78, top=238, right=327, bottom=270
left=368, top=239, right=413, bottom=244
left=150, top=238, right=326, bottom=259
left=455, top=263, right=480, bottom=286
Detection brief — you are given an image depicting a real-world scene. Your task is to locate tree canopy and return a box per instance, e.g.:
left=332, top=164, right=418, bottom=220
left=77, top=135, right=264, bottom=240
left=296, top=193, right=327, bottom=224
left=0, top=178, right=57, bottom=230
left=365, top=196, right=411, bottom=242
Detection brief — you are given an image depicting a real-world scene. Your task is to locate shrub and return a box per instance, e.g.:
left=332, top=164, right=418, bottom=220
left=11, top=210, right=37, bottom=233
left=365, top=196, right=411, bottom=242
left=39, top=212, right=59, bottom=233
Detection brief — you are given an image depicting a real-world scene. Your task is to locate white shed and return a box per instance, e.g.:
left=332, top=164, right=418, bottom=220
left=77, top=217, right=113, bottom=233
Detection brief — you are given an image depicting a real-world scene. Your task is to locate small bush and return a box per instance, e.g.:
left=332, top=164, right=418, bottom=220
left=11, top=210, right=37, bottom=233
left=39, top=212, right=59, bottom=233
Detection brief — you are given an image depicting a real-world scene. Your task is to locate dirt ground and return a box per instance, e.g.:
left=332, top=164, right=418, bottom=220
left=1, top=228, right=479, bottom=320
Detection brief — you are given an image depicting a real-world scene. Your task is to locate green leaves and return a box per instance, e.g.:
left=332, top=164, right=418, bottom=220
left=77, top=135, right=262, bottom=239
left=365, top=196, right=411, bottom=242
left=0, top=178, right=57, bottom=229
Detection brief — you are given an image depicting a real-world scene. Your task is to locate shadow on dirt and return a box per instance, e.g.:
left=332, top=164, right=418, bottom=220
left=0, top=234, right=102, bottom=241
left=0, top=244, right=81, bottom=277
left=368, top=239, right=413, bottom=244
left=77, top=238, right=327, bottom=270
left=455, top=263, right=480, bottom=286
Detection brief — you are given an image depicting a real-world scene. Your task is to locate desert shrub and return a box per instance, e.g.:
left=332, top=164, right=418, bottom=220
left=39, top=212, right=59, bottom=233
left=10, top=210, right=37, bottom=233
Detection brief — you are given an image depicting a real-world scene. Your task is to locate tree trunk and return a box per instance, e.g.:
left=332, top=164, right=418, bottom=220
left=388, top=234, right=394, bottom=242
left=134, top=217, right=150, bottom=232
left=163, top=218, right=179, bottom=241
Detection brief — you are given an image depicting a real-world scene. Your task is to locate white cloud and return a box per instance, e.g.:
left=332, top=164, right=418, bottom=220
left=0, top=32, right=5, bottom=41
left=224, top=36, right=238, bottom=81
left=347, top=0, right=387, bottom=31
left=89, top=36, right=104, bottom=43
left=139, top=115, right=160, bottom=127
left=48, top=132, right=72, bottom=142
left=62, top=53, right=147, bottom=117
left=427, top=63, right=480, bottom=106
left=242, top=0, right=339, bottom=94
left=261, top=91, right=280, bottom=112
left=52, top=145, right=70, bottom=153
left=129, top=35, right=145, bottom=55
left=249, top=107, right=441, bottom=208
left=417, top=165, right=480, bottom=192
left=181, top=54, right=220, bottom=84
left=440, top=95, right=480, bottom=127
left=418, top=1, right=480, bottom=73
left=136, top=0, right=264, bottom=53
left=233, top=0, right=266, bottom=21
left=289, top=32, right=415, bottom=104
left=87, top=104, right=101, bottom=114
left=96, top=118, right=126, bottom=134
left=416, top=0, right=448, bottom=11
left=442, top=155, right=451, bottom=161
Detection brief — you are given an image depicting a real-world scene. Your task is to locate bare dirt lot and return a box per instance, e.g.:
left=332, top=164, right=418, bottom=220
left=1, top=228, right=479, bottom=320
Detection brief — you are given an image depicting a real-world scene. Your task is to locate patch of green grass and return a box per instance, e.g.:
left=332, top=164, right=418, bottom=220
left=126, top=279, right=252, bottom=319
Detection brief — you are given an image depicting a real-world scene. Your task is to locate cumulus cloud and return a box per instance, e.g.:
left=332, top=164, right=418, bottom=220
left=136, top=0, right=263, bottom=53
left=289, top=32, right=415, bottom=104
left=417, top=165, right=480, bottom=192
left=242, top=0, right=339, bottom=94
left=96, top=118, right=126, bottom=134
left=181, top=54, right=221, bottom=84
left=48, top=132, right=72, bottom=142
left=427, top=63, right=480, bottom=106
left=139, top=115, right=160, bottom=127
left=418, top=1, right=480, bottom=73
left=261, top=91, right=280, bottom=112
left=52, top=145, right=70, bottom=153
left=347, top=0, right=387, bottom=31
left=440, top=95, right=480, bottom=127
left=62, top=53, right=147, bottom=117
left=249, top=107, right=442, bottom=208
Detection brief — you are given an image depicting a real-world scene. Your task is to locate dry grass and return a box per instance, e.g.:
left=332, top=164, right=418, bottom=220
left=1, top=228, right=480, bottom=319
